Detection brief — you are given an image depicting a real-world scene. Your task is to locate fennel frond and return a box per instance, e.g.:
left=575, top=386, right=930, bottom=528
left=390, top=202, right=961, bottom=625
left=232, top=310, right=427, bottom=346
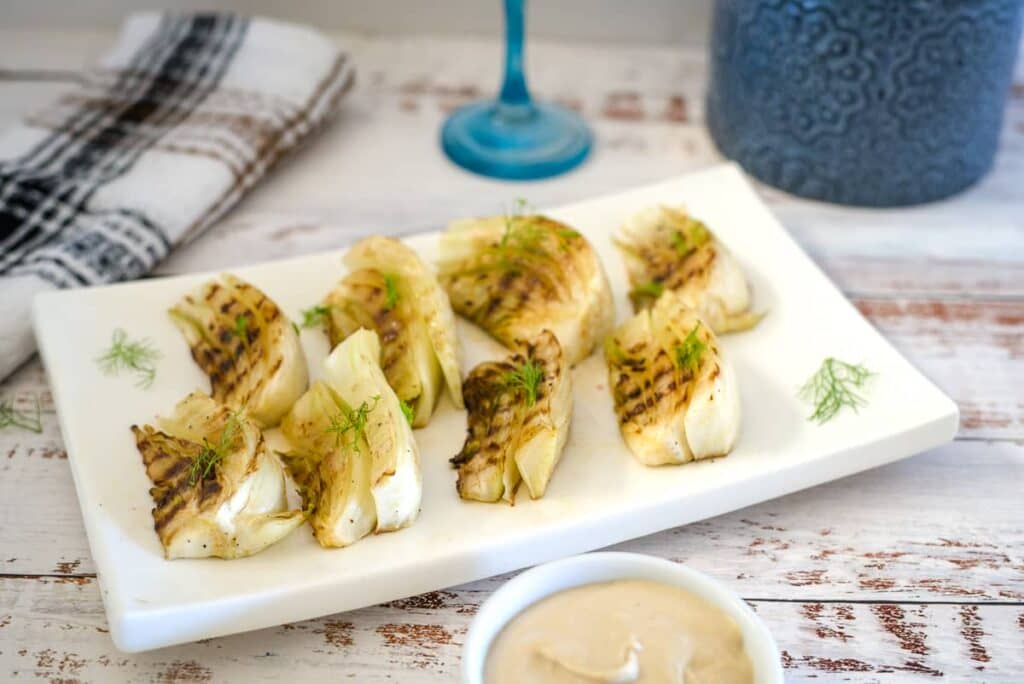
left=504, top=359, right=544, bottom=407
left=326, top=395, right=381, bottom=452
left=96, top=329, right=161, bottom=389
left=0, top=395, right=42, bottom=433
left=382, top=273, right=400, bottom=310
left=188, top=410, right=243, bottom=485
left=800, top=358, right=874, bottom=424
left=233, top=314, right=251, bottom=348
left=399, top=398, right=415, bottom=426
left=300, top=305, right=331, bottom=329
left=670, top=230, right=689, bottom=254
left=674, top=323, right=707, bottom=376
left=631, top=280, right=664, bottom=299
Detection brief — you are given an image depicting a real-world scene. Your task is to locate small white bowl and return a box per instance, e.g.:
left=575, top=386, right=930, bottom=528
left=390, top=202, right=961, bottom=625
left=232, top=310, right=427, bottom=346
left=462, top=552, right=783, bottom=684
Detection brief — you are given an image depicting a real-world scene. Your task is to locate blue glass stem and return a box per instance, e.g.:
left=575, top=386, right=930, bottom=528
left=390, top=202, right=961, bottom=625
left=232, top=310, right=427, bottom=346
left=437, top=0, right=591, bottom=179
left=498, top=0, right=532, bottom=112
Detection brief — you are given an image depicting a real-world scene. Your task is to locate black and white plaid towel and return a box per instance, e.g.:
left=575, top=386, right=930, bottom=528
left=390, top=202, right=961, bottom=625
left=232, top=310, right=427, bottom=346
left=0, top=13, right=354, bottom=379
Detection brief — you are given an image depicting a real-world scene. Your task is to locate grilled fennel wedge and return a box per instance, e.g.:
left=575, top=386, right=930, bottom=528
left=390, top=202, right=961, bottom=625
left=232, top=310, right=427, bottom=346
left=320, top=328, right=422, bottom=532
left=131, top=392, right=304, bottom=559
left=279, top=382, right=377, bottom=547
left=605, top=291, right=741, bottom=466
left=321, top=236, right=463, bottom=427
left=169, top=274, right=308, bottom=428
left=616, top=205, right=761, bottom=333
left=451, top=330, right=571, bottom=504
left=438, top=213, right=614, bottom=366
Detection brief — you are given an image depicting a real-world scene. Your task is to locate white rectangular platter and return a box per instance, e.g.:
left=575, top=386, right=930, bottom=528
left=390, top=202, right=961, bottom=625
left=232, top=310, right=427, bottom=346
left=33, top=163, right=958, bottom=652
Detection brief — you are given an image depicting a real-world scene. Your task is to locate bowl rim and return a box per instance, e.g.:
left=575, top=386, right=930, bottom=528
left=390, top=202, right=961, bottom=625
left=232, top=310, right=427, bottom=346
left=461, top=551, right=784, bottom=683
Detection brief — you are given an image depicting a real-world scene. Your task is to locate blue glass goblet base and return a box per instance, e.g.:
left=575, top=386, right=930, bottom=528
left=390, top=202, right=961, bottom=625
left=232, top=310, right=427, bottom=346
left=441, top=100, right=591, bottom=181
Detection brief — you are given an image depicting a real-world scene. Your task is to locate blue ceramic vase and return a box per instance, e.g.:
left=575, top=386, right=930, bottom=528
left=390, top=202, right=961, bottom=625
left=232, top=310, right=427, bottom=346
left=706, top=0, right=1023, bottom=206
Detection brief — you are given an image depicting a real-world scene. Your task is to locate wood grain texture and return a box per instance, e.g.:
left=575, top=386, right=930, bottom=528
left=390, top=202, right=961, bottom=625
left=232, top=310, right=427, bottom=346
left=3, top=577, right=1023, bottom=683
left=0, top=29, right=1022, bottom=682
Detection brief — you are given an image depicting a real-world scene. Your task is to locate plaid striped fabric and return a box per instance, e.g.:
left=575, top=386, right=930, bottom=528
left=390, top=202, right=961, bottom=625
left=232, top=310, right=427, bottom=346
left=0, top=13, right=354, bottom=378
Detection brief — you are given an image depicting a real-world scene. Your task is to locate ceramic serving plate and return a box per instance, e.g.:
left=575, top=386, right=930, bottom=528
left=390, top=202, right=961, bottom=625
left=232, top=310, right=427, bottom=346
left=33, top=163, right=958, bottom=652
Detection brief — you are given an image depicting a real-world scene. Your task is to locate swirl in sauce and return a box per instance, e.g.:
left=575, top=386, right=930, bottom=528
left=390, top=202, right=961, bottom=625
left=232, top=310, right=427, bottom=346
left=485, top=579, right=754, bottom=684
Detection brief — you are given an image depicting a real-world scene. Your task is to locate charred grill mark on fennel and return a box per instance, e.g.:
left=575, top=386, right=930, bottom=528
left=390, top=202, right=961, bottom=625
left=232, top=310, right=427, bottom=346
left=451, top=364, right=507, bottom=467
left=610, top=339, right=688, bottom=427
left=132, top=426, right=205, bottom=536
left=171, top=275, right=300, bottom=425
left=443, top=216, right=589, bottom=342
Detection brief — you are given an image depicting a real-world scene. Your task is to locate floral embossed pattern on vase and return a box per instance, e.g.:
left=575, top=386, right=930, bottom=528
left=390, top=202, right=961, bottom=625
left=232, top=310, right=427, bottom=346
left=706, top=0, right=1024, bottom=206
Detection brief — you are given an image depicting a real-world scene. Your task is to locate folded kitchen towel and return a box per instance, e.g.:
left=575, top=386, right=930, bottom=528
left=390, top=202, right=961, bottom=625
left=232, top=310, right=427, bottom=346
left=0, top=13, right=354, bottom=379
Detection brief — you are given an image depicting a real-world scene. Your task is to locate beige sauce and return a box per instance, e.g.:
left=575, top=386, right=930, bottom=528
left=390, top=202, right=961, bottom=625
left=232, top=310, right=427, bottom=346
left=485, top=579, right=754, bottom=684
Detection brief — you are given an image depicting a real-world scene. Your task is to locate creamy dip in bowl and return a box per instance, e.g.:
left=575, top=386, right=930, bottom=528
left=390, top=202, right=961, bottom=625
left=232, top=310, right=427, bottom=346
left=462, top=552, right=782, bottom=684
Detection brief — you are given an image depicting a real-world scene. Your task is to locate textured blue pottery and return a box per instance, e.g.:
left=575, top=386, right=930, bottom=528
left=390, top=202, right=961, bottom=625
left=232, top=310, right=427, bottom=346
left=706, top=0, right=1024, bottom=206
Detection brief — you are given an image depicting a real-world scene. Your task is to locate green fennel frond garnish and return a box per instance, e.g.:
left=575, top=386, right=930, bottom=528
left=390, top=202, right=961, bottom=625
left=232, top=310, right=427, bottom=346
left=0, top=395, right=43, bottom=433
left=501, top=198, right=531, bottom=245
left=670, top=230, right=689, bottom=254
left=326, top=395, right=381, bottom=452
left=504, top=359, right=544, bottom=407
left=688, top=220, right=711, bottom=248
left=300, top=305, right=331, bottom=329
left=498, top=198, right=546, bottom=261
left=189, top=411, right=243, bottom=485
left=631, top=280, right=664, bottom=299
left=800, top=358, right=874, bottom=424
left=96, top=329, right=161, bottom=389
left=383, top=273, right=400, bottom=310
left=603, top=337, right=628, bottom=365
left=399, top=399, right=415, bottom=426
left=233, top=314, right=251, bottom=348
left=670, top=220, right=710, bottom=256
left=509, top=197, right=532, bottom=216
left=674, top=323, right=707, bottom=376
left=499, top=217, right=544, bottom=255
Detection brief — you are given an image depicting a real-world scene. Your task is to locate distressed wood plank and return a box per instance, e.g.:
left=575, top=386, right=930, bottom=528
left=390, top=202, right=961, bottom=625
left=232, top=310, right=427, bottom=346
left=763, top=601, right=1024, bottom=681
left=853, top=297, right=1023, bottom=441
left=2, top=577, right=1022, bottom=682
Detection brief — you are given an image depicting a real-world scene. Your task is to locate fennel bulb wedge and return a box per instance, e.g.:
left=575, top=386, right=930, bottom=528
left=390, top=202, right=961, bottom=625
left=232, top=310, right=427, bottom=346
left=438, top=214, right=614, bottom=366
left=605, top=290, right=741, bottom=466
left=616, top=205, right=762, bottom=333
left=321, top=328, right=422, bottom=533
left=279, top=381, right=377, bottom=548
left=131, top=392, right=304, bottom=560
left=322, top=236, right=463, bottom=427
left=169, top=274, right=308, bottom=428
left=451, top=330, right=572, bottom=504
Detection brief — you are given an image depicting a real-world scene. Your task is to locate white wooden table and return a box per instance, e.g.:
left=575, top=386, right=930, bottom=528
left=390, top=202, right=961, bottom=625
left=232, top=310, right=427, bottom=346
left=1, top=30, right=1022, bottom=682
